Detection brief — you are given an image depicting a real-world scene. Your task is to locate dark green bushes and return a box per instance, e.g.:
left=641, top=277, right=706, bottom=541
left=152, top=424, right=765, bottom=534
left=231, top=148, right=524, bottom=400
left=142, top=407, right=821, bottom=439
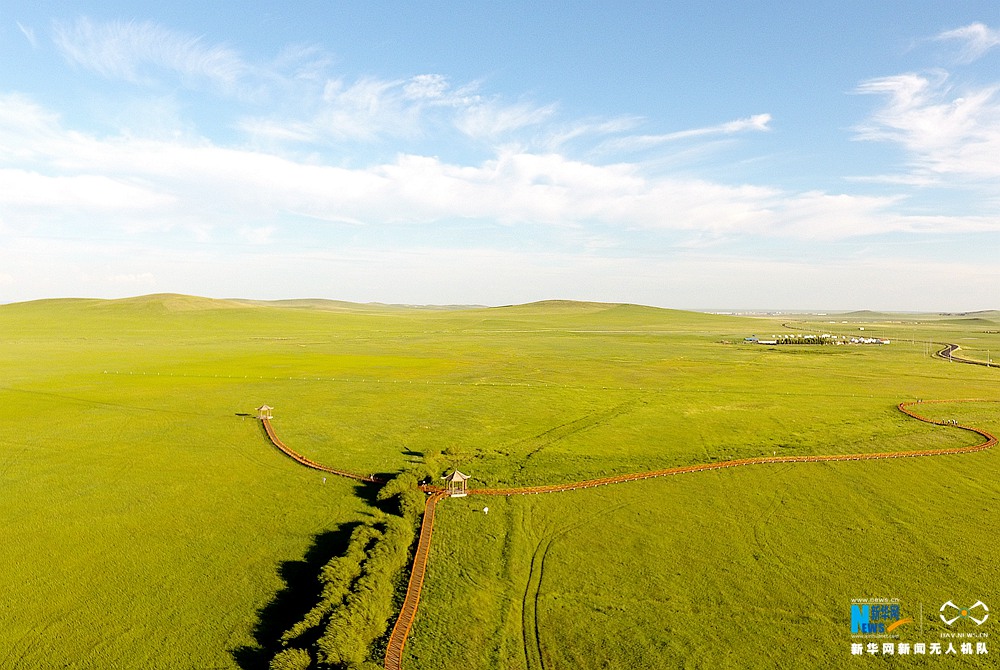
left=270, top=647, right=312, bottom=670
left=271, top=471, right=427, bottom=669
left=314, top=514, right=414, bottom=667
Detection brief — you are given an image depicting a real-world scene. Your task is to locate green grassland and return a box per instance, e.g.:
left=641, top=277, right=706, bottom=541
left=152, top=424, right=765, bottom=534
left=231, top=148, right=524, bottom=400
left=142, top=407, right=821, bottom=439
left=411, top=402, right=1000, bottom=669
left=1, top=295, right=997, bottom=668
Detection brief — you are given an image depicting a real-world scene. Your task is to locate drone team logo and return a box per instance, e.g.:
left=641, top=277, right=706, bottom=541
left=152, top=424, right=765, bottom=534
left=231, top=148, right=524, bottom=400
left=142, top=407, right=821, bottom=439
left=940, top=601, right=989, bottom=626
left=849, top=597, right=991, bottom=657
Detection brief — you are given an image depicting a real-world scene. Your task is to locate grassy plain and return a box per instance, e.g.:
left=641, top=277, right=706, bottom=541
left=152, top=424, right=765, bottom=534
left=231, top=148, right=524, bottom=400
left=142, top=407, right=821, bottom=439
left=1, top=295, right=997, bottom=668
left=412, top=404, right=1000, bottom=669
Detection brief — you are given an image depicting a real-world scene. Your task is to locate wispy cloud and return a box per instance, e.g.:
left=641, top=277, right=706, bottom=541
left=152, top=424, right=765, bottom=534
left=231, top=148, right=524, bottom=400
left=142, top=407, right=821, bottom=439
left=240, top=72, right=485, bottom=145
left=2, top=91, right=992, bottom=247
left=403, top=74, right=451, bottom=100
left=4, top=15, right=995, bottom=311
left=854, top=71, right=1000, bottom=184
left=17, top=22, right=38, bottom=49
left=599, top=114, right=771, bottom=153
left=455, top=99, right=558, bottom=140
left=539, top=116, right=645, bottom=152
left=47, top=17, right=769, bottom=165
left=844, top=173, right=942, bottom=187
left=52, top=18, right=249, bottom=93
left=934, top=22, right=1000, bottom=63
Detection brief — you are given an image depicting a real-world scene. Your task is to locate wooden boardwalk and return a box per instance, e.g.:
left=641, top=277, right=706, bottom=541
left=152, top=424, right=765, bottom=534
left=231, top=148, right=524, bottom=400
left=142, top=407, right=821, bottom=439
left=376, top=399, right=995, bottom=670
left=383, top=491, right=448, bottom=670
left=468, top=400, right=996, bottom=496
left=260, top=417, right=385, bottom=483
left=261, top=400, right=995, bottom=500
left=257, top=345, right=997, bottom=670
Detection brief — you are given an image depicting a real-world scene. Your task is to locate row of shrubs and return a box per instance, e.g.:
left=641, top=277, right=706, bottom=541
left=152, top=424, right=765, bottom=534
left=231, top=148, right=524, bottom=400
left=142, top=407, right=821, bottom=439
left=269, top=469, right=431, bottom=670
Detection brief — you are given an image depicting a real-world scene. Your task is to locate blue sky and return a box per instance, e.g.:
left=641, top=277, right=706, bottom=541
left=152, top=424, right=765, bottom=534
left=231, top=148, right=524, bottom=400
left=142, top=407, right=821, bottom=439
left=2, top=2, right=999, bottom=309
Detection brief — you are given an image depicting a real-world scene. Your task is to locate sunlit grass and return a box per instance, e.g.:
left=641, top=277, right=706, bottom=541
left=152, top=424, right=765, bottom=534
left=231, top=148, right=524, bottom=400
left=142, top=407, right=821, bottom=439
left=0, top=295, right=996, bottom=668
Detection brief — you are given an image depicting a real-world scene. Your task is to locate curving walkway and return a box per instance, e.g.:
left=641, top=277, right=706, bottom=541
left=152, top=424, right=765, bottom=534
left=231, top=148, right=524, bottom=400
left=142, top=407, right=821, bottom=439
left=385, top=405, right=994, bottom=668
left=260, top=417, right=386, bottom=483
left=260, top=403, right=996, bottom=496
left=465, top=400, right=996, bottom=496
left=255, top=349, right=997, bottom=670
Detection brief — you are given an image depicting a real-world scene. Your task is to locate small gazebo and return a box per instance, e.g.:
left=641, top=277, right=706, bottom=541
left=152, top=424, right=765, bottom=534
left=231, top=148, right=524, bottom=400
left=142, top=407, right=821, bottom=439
left=256, top=404, right=274, bottom=420
left=442, top=470, right=470, bottom=497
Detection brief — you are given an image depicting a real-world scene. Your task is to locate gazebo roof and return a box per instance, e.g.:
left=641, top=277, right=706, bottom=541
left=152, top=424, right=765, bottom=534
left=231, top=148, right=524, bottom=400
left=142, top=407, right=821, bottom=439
left=256, top=404, right=273, bottom=410
left=442, top=470, right=469, bottom=483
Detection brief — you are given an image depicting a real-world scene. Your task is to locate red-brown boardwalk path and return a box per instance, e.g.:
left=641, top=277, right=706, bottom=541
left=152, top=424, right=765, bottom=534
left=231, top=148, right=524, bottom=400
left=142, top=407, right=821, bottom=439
left=261, top=417, right=385, bottom=483
left=256, top=354, right=997, bottom=670
left=466, top=400, right=996, bottom=495
left=382, top=490, right=447, bottom=670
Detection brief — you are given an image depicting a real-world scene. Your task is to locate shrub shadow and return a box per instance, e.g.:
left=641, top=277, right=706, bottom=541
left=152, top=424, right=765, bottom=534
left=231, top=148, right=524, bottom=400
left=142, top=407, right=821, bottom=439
left=230, top=522, right=361, bottom=670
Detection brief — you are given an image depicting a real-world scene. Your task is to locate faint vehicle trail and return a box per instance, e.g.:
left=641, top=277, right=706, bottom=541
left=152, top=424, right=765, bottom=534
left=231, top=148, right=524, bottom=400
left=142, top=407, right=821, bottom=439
left=260, top=398, right=996, bottom=670
left=521, top=538, right=551, bottom=670
left=255, top=345, right=997, bottom=670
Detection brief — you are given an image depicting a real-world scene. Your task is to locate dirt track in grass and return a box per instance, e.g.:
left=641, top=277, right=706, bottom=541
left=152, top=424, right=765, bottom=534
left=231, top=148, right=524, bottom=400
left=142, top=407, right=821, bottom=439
left=257, top=354, right=997, bottom=670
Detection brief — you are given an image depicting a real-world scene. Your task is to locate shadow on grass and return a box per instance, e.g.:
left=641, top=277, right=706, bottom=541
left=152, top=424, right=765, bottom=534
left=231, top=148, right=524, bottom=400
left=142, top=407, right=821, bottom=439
left=230, top=522, right=361, bottom=670
left=354, top=477, right=395, bottom=505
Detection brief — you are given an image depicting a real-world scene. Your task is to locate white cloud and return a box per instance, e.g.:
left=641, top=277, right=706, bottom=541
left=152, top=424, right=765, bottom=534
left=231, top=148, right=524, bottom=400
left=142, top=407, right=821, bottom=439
left=47, top=18, right=768, bottom=164
left=17, top=22, right=38, bottom=49
left=403, top=74, right=450, bottom=100
left=935, top=23, right=1000, bottom=63
left=239, top=73, right=482, bottom=145
left=845, top=174, right=942, bottom=187
left=52, top=18, right=249, bottom=93
left=238, top=118, right=319, bottom=144
left=600, top=114, right=771, bottom=153
left=272, top=44, right=335, bottom=83
left=0, top=94, right=64, bottom=159
left=0, top=169, right=172, bottom=210
left=854, top=71, right=1000, bottom=184
left=540, top=116, right=645, bottom=152
left=455, top=99, right=558, bottom=139
left=3, top=17, right=996, bottom=309
left=2, top=92, right=994, bottom=245
left=721, top=114, right=773, bottom=133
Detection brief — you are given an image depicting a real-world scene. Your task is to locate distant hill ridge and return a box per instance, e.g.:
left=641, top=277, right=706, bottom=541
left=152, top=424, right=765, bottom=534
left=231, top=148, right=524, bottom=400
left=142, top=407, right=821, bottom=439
left=2, top=294, right=995, bottom=325
left=230, top=298, right=483, bottom=312
left=0, top=295, right=743, bottom=333
left=824, top=309, right=999, bottom=324
left=4, top=293, right=666, bottom=315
